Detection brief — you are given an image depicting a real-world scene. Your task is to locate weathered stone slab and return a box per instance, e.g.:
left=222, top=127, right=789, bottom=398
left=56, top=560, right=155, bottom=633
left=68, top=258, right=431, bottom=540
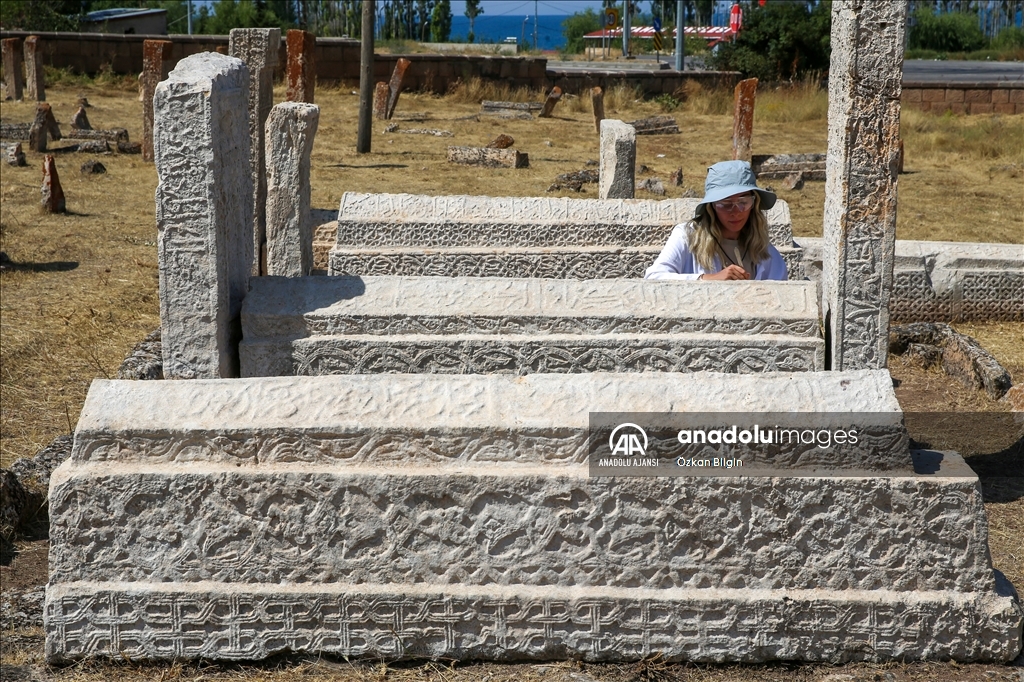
left=329, top=246, right=804, bottom=280
left=822, top=1, right=906, bottom=370
left=624, top=115, right=680, bottom=135
left=141, top=40, right=173, bottom=162
left=40, top=154, right=65, bottom=213
left=239, top=276, right=824, bottom=375
left=591, top=86, right=604, bottom=133
left=23, top=36, right=44, bottom=102
left=70, top=370, right=901, bottom=470
left=265, top=102, right=319, bottom=277
left=797, top=238, right=1023, bottom=322
left=44, top=373, right=1023, bottom=663
left=230, top=28, right=280, bottom=275
left=446, top=146, right=528, bottom=168
left=331, top=194, right=795, bottom=249
left=154, top=52, right=253, bottom=379
left=539, top=86, right=562, bottom=118
left=384, top=57, right=410, bottom=119
left=5, top=142, right=26, bottom=166
left=599, top=119, right=635, bottom=199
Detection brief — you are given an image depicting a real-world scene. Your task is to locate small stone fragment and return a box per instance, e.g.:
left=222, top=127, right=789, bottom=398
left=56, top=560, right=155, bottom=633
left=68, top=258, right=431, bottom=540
left=117, top=141, right=142, bottom=154
left=4, top=142, right=26, bottom=166
left=75, top=140, right=109, bottom=154
left=81, top=159, right=106, bottom=174
left=41, top=154, right=66, bottom=213
left=383, top=123, right=399, bottom=133
left=70, top=105, right=92, bottom=130
left=485, top=134, right=514, bottom=149
left=782, top=172, right=804, bottom=190
left=637, top=164, right=651, bottom=174
left=669, top=167, right=683, bottom=186
left=637, top=177, right=666, bottom=196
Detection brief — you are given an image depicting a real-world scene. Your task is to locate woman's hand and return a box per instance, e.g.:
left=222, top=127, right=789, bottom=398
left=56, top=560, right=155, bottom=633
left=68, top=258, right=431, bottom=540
left=700, top=265, right=751, bottom=281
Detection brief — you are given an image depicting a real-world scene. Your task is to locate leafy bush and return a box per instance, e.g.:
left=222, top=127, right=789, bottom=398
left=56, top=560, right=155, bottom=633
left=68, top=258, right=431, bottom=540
left=710, top=0, right=830, bottom=82
left=654, top=93, right=680, bottom=111
left=909, top=8, right=986, bottom=53
left=991, top=25, right=1024, bottom=50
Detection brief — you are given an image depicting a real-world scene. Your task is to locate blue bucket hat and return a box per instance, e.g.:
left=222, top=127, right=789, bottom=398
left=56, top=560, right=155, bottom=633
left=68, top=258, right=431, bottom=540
left=694, top=160, right=776, bottom=219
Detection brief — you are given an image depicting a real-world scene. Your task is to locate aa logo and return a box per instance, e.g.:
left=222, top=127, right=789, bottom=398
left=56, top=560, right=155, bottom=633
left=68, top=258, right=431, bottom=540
left=609, top=423, right=648, bottom=457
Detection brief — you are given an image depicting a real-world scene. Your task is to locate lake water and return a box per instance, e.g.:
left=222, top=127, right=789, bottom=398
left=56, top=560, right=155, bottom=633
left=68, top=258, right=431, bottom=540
left=450, top=14, right=572, bottom=50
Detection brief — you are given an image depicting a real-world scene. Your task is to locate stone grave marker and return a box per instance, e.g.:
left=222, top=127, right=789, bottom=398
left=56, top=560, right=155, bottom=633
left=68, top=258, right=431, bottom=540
left=599, top=119, right=636, bottom=199
left=265, top=102, right=319, bottom=277
left=153, top=52, right=253, bottom=379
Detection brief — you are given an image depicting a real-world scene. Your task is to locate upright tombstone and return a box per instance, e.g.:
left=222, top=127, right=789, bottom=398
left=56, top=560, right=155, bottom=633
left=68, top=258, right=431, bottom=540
left=591, top=86, right=604, bottom=134
left=384, top=57, right=410, bottom=119
left=599, top=119, right=636, bottom=199
left=229, top=28, right=281, bottom=276
left=141, top=40, right=173, bottom=162
left=1, top=38, right=23, bottom=101
left=822, top=0, right=905, bottom=370
left=154, top=52, right=253, bottom=379
left=265, top=102, right=319, bottom=277
left=40, top=155, right=66, bottom=213
left=23, top=36, right=44, bottom=102
left=732, top=77, right=757, bottom=162
left=286, top=29, right=316, bottom=103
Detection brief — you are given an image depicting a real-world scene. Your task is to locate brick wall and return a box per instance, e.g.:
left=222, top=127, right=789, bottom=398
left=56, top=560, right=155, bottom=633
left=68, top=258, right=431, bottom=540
left=902, top=81, right=1024, bottom=115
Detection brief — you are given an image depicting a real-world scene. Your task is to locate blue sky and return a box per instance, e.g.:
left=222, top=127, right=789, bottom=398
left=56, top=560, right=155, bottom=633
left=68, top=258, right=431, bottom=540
left=449, top=1, right=607, bottom=16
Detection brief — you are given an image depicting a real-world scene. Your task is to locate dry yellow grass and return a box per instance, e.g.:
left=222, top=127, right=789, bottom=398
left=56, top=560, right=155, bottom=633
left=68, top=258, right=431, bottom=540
left=1, top=79, right=1023, bottom=681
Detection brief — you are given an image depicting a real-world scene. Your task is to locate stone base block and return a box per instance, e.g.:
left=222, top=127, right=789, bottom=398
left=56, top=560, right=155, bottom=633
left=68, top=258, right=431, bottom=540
left=46, top=577, right=1022, bottom=664
left=46, top=452, right=1022, bottom=663
left=328, top=246, right=807, bottom=280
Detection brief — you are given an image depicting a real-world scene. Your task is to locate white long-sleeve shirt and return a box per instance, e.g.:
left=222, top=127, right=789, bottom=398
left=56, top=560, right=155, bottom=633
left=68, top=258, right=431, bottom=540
left=644, top=224, right=788, bottom=281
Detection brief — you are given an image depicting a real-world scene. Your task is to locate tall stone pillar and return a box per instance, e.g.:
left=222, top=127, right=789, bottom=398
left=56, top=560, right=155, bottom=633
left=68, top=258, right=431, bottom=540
left=286, top=29, right=316, bottom=103
left=265, top=102, right=319, bottom=277
left=598, top=119, right=635, bottom=199
left=23, top=36, right=44, bottom=101
left=822, top=0, right=906, bottom=370
left=229, top=28, right=281, bottom=276
left=154, top=53, right=253, bottom=379
left=732, top=77, right=757, bottom=162
left=141, top=40, right=173, bottom=162
left=1, top=38, right=23, bottom=101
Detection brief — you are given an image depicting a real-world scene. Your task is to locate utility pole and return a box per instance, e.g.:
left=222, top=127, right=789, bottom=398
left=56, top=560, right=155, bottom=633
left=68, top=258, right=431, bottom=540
left=187, top=0, right=193, bottom=34
left=675, top=0, right=683, bottom=70
left=357, top=0, right=375, bottom=154
left=622, top=0, right=630, bottom=58
left=533, top=0, right=538, bottom=50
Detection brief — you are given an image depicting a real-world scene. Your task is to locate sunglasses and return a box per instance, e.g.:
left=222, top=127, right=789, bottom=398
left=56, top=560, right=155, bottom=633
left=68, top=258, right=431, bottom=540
left=711, top=195, right=756, bottom=212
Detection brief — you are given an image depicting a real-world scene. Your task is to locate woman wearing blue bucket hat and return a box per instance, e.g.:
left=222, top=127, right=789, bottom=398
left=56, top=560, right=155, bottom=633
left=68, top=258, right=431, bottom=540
left=645, top=160, right=787, bottom=281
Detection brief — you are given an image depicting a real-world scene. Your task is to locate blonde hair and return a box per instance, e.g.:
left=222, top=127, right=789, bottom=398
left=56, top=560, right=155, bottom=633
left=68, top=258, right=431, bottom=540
left=687, top=193, right=771, bottom=272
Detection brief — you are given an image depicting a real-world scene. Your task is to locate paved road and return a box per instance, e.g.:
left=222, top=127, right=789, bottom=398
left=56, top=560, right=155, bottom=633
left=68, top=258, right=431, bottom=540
left=549, top=57, right=1023, bottom=83
left=903, top=59, right=1023, bottom=83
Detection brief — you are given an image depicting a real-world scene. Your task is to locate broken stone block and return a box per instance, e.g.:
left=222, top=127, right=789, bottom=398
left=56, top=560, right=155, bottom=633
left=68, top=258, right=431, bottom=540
left=538, top=86, right=562, bottom=118
left=385, top=58, right=411, bottom=119
left=446, top=146, right=528, bottom=168
left=40, top=154, right=66, bottom=213
left=624, top=115, right=679, bottom=135
left=669, top=167, right=683, bottom=186
left=373, top=81, right=389, bottom=119
left=69, top=106, right=91, bottom=130
left=485, top=134, right=514, bottom=149
left=141, top=40, right=173, bottom=162
left=4, top=142, right=26, bottom=166
left=75, top=140, right=108, bottom=154
left=117, top=141, right=142, bottom=154
left=80, top=159, right=106, bottom=174
left=599, top=119, right=635, bottom=199
left=28, top=103, right=61, bottom=153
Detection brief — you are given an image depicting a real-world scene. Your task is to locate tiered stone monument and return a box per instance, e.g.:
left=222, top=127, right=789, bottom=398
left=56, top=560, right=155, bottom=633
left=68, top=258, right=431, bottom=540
left=45, top=0, right=1022, bottom=666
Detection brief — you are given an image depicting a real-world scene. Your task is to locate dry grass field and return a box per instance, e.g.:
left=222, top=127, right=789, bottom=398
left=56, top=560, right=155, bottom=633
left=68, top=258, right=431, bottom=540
left=0, top=75, right=1022, bottom=681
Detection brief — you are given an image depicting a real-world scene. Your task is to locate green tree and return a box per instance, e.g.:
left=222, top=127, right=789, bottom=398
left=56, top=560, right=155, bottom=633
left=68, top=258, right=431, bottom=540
left=909, top=6, right=987, bottom=52
left=465, top=0, right=482, bottom=43
left=711, top=0, right=831, bottom=82
left=430, top=0, right=451, bottom=42
left=0, top=0, right=80, bottom=31
left=562, top=7, right=602, bottom=54
left=201, top=0, right=287, bottom=33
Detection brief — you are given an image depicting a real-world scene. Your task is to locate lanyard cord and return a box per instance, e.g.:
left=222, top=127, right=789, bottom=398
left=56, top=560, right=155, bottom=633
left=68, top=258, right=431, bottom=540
left=712, top=236, right=750, bottom=271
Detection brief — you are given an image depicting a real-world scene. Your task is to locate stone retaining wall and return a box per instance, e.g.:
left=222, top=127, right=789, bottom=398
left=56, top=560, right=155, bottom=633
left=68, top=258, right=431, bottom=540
left=902, top=81, right=1024, bottom=115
